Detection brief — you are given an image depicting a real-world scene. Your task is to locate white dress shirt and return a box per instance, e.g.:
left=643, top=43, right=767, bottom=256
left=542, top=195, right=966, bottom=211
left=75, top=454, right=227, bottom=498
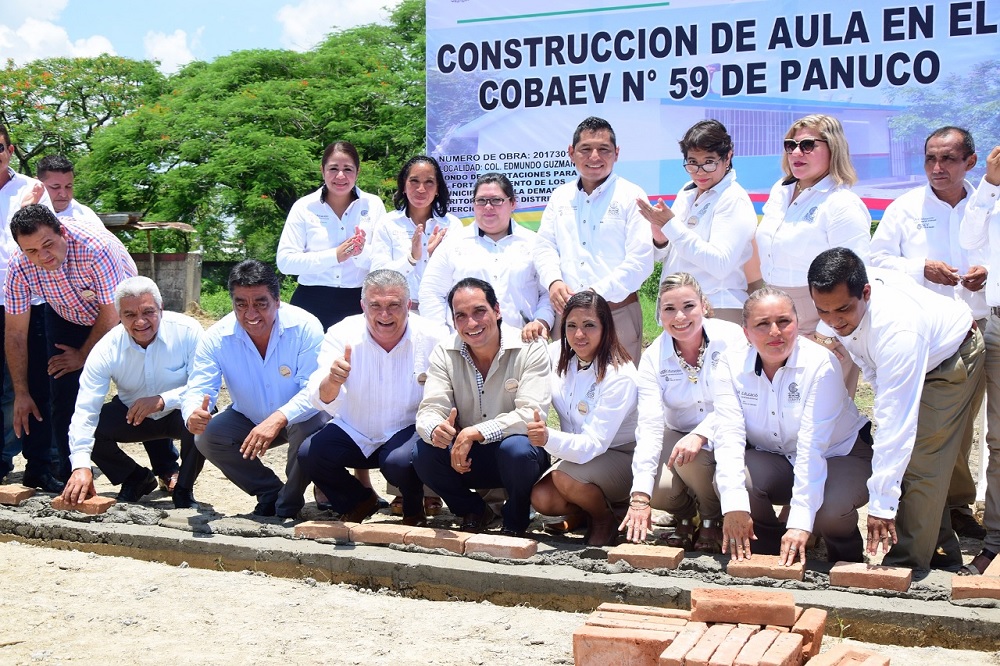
left=871, top=182, right=988, bottom=318
left=276, top=186, right=386, bottom=288
left=306, top=313, right=445, bottom=457
left=368, top=209, right=464, bottom=304
left=419, top=220, right=553, bottom=331
left=68, top=311, right=205, bottom=470
left=544, top=341, right=638, bottom=465
left=655, top=171, right=757, bottom=309
left=0, top=168, right=53, bottom=307
left=56, top=199, right=105, bottom=229
left=757, top=175, right=872, bottom=287
left=834, top=279, right=973, bottom=519
left=959, top=176, right=1000, bottom=306
left=631, top=318, right=748, bottom=497
left=713, top=337, right=869, bottom=532
left=535, top=173, right=653, bottom=302
left=182, top=303, right=323, bottom=426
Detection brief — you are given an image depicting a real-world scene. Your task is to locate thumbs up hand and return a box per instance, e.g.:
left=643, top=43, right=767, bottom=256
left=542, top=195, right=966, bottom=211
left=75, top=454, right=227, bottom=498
left=431, top=407, right=458, bottom=449
left=328, top=344, right=352, bottom=387
left=186, top=394, right=213, bottom=435
left=527, top=408, right=548, bottom=447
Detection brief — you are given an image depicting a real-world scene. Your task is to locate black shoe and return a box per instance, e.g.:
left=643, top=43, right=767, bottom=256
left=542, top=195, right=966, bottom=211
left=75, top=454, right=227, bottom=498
left=172, top=488, right=198, bottom=509
left=929, top=545, right=963, bottom=571
left=460, top=506, right=496, bottom=533
left=500, top=527, right=526, bottom=538
left=952, top=509, right=987, bottom=540
left=253, top=500, right=277, bottom=517
left=341, top=492, right=380, bottom=524
left=117, top=470, right=157, bottom=503
left=22, top=471, right=67, bottom=494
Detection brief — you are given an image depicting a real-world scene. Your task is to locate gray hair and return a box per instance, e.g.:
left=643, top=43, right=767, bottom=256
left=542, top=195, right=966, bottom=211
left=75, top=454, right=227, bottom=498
left=741, top=286, right=796, bottom=327
left=114, top=276, right=163, bottom=313
left=362, top=269, right=410, bottom=301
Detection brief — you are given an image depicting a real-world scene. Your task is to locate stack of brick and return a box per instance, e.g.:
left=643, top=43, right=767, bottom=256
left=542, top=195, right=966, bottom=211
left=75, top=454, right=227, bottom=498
left=573, top=589, right=890, bottom=665
left=951, top=555, right=1000, bottom=601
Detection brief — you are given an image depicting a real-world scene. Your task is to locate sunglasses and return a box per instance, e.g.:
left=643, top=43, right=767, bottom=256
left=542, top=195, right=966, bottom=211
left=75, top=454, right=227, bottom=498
left=783, top=138, right=827, bottom=154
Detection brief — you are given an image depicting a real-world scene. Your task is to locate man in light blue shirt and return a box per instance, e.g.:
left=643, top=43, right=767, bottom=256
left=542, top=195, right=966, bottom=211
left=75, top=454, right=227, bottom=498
left=60, top=276, right=205, bottom=509
left=183, top=260, right=328, bottom=518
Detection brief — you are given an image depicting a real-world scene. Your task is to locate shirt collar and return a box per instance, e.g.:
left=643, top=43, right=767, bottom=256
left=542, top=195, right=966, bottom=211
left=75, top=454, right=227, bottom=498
left=576, top=172, right=618, bottom=197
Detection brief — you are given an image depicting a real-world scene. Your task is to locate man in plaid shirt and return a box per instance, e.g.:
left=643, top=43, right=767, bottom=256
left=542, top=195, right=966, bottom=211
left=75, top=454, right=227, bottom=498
left=4, top=204, right=137, bottom=480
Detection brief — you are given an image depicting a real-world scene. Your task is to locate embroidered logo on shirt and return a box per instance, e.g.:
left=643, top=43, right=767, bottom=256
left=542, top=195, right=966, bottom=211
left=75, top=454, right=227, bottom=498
left=608, top=202, right=621, bottom=216
left=787, top=382, right=801, bottom=403
left=740, top=390, right=759, bottom=408
left=711, top=351, right=722, bottom=368
left=804, top=206, right=818, bottom=222
left=586, top=382, right=597, bottom=400
left=916, top=216, right=936, bottom=230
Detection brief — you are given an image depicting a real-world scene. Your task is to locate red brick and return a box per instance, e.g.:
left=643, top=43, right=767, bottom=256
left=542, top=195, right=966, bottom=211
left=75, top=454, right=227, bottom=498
left=51, top=495, right=116, bottom=515
left=829, top=561, right=912, bottom=592
left=983, top=555, right=1000, bottom=577
left=608, top=543, right=684, bottom=570
left=684, top=623, right=734, bottom=666
left=690, top=588, right=797, bottom=626
left=597, top=603, right=692, bottom=620
left=403, top=526, right=473, bottom=554
left=573, top=624, right=677, bottom=666
left=951, top=575, right=1000, bottom=600
left=0, top=484, right=35, bottom=505
left=464, top=533, right=537, bottom=559
left=764, top=625, right=790, bottom=633
left=807, top=644, right=889, bottom=666
left=727, top=554, right=804, bottom=581
left=759, top=632, right=803, bottom=666
left=733, top=629, right=780, bottom=666
left=790, top=607, right=826, bottom=659
left=586, top=611, right=689, bottom=632
left=659, top=623, right=709, bottom=666
left=708, top=626, right=758, bottom=666
left=294, top=520, right=354, bottom=540
left=348, top=522, right=413, bottom=545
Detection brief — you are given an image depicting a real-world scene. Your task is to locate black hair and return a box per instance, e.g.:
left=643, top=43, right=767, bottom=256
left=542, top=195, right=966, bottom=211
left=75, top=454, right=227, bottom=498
left=36, top=154, right=75, bottom=180
left=572, top=116, right=616, bottom=147
left=393, top=155, right=449, bottom=217
left=925, top=126, right=975, bottom=159
left=807, top=247, right=868, bottom=299
left=227, top=259, right=281, bottom=300
left=447, top=277, right=501, bottom=323
left=10, top=204, right=61, bottom=241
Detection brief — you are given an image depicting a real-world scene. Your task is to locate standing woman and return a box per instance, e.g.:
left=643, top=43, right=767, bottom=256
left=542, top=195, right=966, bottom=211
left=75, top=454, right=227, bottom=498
left=755, top=114, right=871, bottom=390
left=619, top=273, right=747, bottom=550
left=715, top=287, right=872, bottom=565
left=636, top=120, right=758, bottom=323
left=420, top=172, right=553, bottom=342
left=277, top=140, right=387, bottom=330
left=528, top=291, right=637, bottom=546
left=369, top=156, right=463, bottom=312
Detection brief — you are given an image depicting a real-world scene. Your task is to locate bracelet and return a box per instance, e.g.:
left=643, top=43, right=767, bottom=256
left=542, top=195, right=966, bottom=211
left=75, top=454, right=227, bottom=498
left=629, top=499, right=650, bottom=508
left=407, top=254, right=418, bottom=266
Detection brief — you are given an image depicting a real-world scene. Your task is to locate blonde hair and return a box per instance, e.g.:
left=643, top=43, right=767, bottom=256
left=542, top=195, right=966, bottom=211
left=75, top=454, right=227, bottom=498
left=781, top=114, right=857, bottom=187
left=659, top=272, right=714, bottom=319
left=741, top=286, right=797, bottom=327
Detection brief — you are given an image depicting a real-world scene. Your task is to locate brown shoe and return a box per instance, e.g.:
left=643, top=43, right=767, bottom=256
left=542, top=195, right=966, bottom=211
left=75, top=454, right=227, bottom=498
left=401, top=513, right=428, bottom=527
left=341, top=492, right=379, bottom=524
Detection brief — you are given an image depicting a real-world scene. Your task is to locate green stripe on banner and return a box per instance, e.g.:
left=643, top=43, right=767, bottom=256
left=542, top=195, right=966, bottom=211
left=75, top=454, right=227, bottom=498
left=457, top=2, right=672, bottom=24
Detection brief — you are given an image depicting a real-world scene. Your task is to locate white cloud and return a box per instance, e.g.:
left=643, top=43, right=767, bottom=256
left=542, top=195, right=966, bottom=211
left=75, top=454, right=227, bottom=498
left=0, top=17, right=115, bottom=64
left=144, top=28, right=202, bottom=74
left=275, top=0, right=402, bottom=51
left=2, top=0, right=70, bottom=27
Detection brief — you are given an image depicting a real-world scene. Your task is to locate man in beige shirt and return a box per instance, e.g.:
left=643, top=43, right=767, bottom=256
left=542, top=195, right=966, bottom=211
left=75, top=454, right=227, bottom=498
left=414, top=277, right=551, bottom=537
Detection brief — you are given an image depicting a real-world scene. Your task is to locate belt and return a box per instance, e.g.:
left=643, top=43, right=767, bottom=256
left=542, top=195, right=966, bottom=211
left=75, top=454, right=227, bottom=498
left=609, top=292, right=639, bottom=311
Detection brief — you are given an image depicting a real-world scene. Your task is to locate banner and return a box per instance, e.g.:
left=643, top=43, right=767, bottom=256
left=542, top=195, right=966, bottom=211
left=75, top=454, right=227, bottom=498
left=426, top=0, right=1000, bottom=224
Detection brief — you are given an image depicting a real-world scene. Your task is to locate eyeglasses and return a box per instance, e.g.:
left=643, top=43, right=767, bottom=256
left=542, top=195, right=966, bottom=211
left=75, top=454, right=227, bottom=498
left=783, top=138, right=827, bottom=154
left=473, top=197, right=509, bottom=207
left=0, top=143, right=8, bottom=152
left=683, top=160, right=722, bottom=174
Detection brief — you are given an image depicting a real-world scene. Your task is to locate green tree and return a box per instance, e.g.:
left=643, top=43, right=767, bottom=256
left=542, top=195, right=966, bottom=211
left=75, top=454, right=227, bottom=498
left=0, top=55, right=165, bottom=172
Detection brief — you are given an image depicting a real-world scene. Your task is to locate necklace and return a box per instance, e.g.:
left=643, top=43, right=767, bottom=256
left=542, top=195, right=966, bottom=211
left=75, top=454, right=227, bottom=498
left=578, top=358, right=594, bottom=372
left=675, top=340, right=706, bottom=383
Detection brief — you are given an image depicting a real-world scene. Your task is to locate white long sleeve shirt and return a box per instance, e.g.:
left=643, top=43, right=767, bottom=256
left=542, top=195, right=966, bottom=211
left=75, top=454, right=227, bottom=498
left=834, top=279, right=973, bottom=519
left=56, top=199, right=105, bottom=229
left=68, top=311, right=205, bottom=470
left=306, top=313, right=445, bottom=457
left=276, top=187, right=386, bottom=288
left=419, top=221, right=553, bottom=331
left=535, top=173, right=653, bottom=302
left=757, top=175, right=872, bottom=288
left=368, top=209, right=464, bottom=304
left=544, top=341, right=638, bottom=465
left=655, top=171, right=757, bottom=309
left=0, top=168, right=53, bottom=307
left=712, top=337, right=869, bottom=532
left=631, top=318, right=748, bottom=497
left=871, top=182, right=987, bottom=318
left=959, top=177, right=1000, bottom=306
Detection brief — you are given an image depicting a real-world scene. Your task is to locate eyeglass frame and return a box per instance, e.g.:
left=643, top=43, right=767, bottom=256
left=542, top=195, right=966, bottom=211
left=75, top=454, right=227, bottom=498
left=683, top=160, right=724, bottom=174
left=783, top=138, right=828, bottom=154
left=472, top=196, right=510, bottom=207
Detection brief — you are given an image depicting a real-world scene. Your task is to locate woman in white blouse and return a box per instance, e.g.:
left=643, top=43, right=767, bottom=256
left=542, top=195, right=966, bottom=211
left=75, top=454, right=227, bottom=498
left=636, top=120, right=758, bottom=324
left=528, top=291, right=637, bottom=546
left=755, top=114, right=871, bottom=392
left=419, top=172, right=552, bottom=342
left=619, top=273, right=746, bottom=551
left=276, top=140, right=387, bottom=330
left=715, top=287, right=872, bottom=566
left=369, top=156, right=463, bottom=312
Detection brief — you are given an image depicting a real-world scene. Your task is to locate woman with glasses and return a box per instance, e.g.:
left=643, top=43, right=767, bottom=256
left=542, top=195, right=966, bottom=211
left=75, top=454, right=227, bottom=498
left=369, top=156, right=463, bottom=313
left=419, top=172, right=553, bottom=342
left=277, top=141, right=387, bottom=330
left=754, top=115, right=871, bottom=391
left=635, top=120, right=757, bottom=324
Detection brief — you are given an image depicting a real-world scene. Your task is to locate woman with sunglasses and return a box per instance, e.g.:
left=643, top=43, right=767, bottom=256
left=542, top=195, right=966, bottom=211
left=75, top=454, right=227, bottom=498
left=419, top=172, right=553, bottom=342
left=636, top=120, right=758, bottom=323
left=755, top=115, right=871, bottom=391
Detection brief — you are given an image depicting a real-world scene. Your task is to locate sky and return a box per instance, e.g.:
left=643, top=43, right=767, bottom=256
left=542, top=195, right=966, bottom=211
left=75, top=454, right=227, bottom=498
left=0, top=0, right=404, bottom=73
